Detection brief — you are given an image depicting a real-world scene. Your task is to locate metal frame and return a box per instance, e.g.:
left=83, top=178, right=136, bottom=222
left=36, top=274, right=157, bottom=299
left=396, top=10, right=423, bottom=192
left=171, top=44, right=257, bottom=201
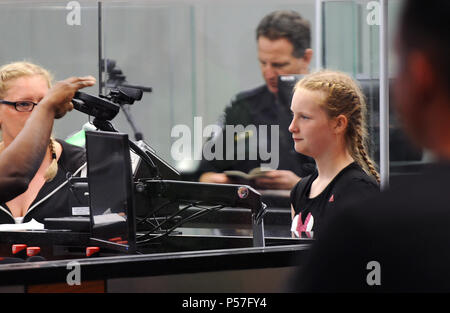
left=379, top=0, right=389, bottom=189
left=317, top=0, right=390, bottom=188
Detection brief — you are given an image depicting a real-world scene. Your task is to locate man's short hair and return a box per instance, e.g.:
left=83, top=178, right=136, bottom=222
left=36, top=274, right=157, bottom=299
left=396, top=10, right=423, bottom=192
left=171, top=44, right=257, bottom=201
left=256, top=10, right=311, bottom=58
left=399, top=0, right=450, bottom=91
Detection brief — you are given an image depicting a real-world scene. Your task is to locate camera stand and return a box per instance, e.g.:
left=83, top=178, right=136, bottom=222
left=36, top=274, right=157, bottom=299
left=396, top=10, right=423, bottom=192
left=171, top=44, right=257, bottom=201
left=92, top=118, right=160, bottom=179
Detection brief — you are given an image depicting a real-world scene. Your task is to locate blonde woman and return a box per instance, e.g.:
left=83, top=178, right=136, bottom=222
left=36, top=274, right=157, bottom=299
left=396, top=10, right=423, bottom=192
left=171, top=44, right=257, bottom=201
left=0, top=61, right=95, bottom=224
left=289, top=70, right=379, bottom=236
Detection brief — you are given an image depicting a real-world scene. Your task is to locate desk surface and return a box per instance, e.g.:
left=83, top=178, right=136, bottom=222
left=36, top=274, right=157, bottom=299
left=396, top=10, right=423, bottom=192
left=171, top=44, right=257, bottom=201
left=0, top=231, right=309, bottom=286
left=0, top=198, right=305, bottom=288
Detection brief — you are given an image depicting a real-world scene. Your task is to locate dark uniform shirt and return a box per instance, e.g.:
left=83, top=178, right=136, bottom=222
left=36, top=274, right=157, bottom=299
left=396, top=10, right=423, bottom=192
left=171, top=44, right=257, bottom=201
left=0, top=140, right=86, bottom=224
left=195, top=85, right=315, bottom=178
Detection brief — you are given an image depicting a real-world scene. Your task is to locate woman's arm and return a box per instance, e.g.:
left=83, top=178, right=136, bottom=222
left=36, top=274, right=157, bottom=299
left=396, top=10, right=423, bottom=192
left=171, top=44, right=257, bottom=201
left=0, top=76, right=95, bottom=203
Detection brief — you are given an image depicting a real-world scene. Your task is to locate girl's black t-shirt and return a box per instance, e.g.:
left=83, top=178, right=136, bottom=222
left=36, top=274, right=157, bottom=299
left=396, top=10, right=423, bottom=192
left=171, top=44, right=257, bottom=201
left=290, top=162, right=379, bottom=236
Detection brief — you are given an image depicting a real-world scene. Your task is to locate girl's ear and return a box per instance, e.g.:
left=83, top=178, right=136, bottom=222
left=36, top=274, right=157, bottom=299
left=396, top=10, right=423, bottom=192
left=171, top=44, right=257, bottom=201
left=333, top=114, right=348, bottom=135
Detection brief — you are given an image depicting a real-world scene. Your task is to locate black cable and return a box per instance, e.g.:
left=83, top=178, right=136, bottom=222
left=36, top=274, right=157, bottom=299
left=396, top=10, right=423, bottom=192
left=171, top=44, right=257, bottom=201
left=129, top=141, right=160, bottom=179
left=136, top=204, right=225, bottom=246
left=136, top=200, right=172, bottom=225
left=172, top=204, right=225, bottom=227
left=136, top=216, right=162, bottom=229
left=136, top=202, right=198, bottom=241
left=136, top=205, right=224, bottom=245
left=144, top=202, right=195, bottom=233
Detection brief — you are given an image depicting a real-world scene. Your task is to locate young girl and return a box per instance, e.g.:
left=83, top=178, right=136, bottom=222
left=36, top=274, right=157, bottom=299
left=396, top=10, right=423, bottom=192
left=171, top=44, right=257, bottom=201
left=289, top=70, right=379, bottom=237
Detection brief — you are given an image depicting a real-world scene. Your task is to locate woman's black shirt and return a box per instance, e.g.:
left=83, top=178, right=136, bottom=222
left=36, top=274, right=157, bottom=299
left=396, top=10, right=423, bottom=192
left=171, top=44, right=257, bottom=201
left=0, top=139, right=86, bottom=224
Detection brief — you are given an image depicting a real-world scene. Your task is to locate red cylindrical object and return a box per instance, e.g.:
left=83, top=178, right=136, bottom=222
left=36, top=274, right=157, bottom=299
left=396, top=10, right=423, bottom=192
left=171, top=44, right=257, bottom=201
left=86, top=246, right=100, bottom=257
left=26, top=247, right=41, bottom=257
left=12, top=244, right=27, bottom=256
left=109, top=237, right=122, bottom=243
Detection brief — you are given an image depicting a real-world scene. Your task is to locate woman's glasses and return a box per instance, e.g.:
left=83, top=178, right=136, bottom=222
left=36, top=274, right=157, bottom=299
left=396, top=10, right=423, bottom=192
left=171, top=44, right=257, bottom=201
left=0, top=100, right=38, bottom=112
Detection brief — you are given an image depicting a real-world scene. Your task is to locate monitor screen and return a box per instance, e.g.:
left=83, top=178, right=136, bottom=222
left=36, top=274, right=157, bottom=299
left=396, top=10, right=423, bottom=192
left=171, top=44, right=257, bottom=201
left=277, top=74, right=304, bottom=107
left=85, top=131, right=136, bottom=253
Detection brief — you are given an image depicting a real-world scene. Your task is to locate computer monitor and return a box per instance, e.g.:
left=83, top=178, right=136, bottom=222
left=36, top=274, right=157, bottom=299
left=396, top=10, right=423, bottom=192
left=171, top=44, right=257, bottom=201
left=277, top=74, right=304, bottom=107
left=85, top=131, right=136, bottom=253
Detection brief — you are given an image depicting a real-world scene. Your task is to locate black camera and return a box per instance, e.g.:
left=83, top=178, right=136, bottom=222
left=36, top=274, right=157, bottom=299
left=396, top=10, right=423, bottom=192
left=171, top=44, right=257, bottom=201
left=72, top=85, right=143, bottom=121
left=72, top=91, right=120, bottom=121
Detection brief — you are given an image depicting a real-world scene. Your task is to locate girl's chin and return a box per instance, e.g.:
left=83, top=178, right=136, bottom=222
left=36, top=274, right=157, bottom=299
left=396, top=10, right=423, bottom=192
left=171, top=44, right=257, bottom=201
left=294, top=146, right=306, bottom=155
left=294, top=144, right=313, bottom=158
left=294, top=141, right=304, bottom=150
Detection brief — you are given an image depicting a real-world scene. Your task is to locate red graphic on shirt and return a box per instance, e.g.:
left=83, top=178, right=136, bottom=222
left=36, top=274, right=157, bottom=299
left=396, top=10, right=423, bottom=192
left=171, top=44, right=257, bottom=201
left=296, top=212, right=313, bottom=233
left=329, top=194, right=334, bottom=202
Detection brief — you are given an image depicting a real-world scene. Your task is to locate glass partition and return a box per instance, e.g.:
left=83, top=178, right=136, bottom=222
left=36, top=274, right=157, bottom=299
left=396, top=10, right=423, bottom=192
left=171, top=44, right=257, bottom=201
left=321, top=0, right=425, bottom=185
left=0, top=0, right=99, bottom=140
left=100, top=0, right=316, bottom=172
left=0, top=0, right=423, bottom=194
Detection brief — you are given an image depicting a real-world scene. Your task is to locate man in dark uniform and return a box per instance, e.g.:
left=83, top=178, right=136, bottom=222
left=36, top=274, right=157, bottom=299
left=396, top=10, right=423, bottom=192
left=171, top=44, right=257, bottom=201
left=288, top=0, right=450, bottom=292
left=197, top=10, right=315, bottom=190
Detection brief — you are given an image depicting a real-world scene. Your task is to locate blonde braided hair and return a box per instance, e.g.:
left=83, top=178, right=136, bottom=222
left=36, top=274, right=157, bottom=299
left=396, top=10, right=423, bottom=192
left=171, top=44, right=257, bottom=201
left=294, top=70, right=380, bottom=183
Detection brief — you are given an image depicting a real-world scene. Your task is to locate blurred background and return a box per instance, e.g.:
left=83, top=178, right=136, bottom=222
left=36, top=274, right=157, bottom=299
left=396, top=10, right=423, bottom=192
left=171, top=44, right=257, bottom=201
left=0, top=0, right=424, bottom=181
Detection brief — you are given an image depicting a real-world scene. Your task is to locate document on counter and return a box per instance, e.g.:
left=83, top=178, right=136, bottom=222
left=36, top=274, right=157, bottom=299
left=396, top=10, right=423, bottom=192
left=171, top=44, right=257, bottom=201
left=93, top=213, right=126, bottom=225
left=0, top=218, right=44, bottom=231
